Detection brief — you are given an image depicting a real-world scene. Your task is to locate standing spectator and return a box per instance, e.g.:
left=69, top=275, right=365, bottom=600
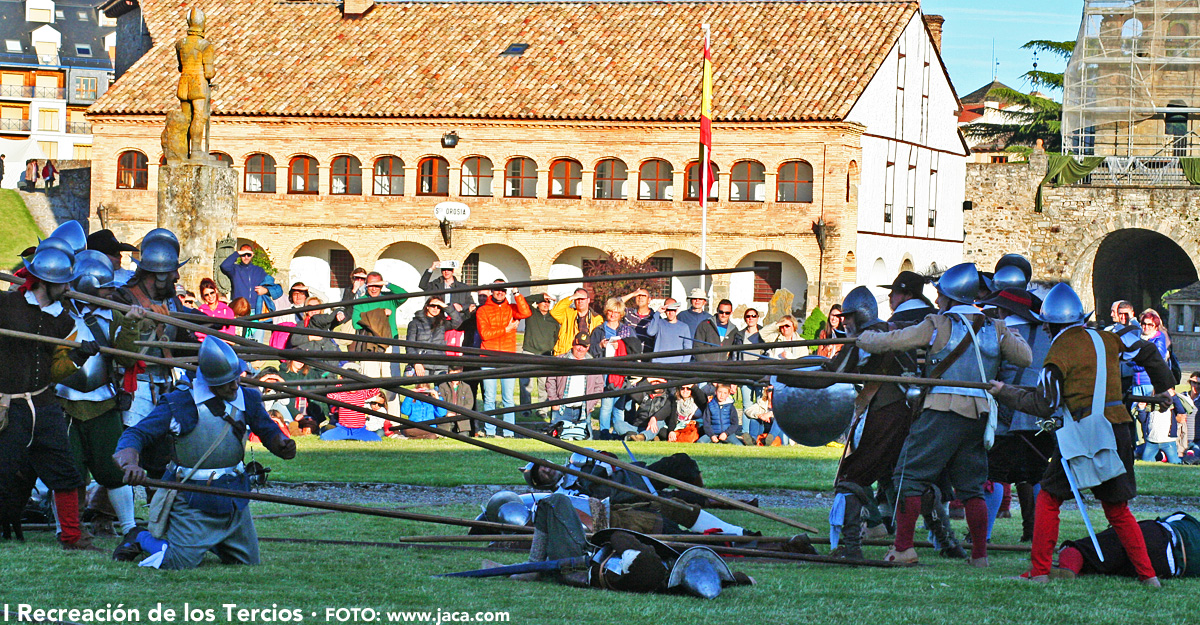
left=42, top=159, right=57, bottom=192
left=701, top=383, right=743, bottom=445
left=550, top=288, right=601, bottom=355
left=739, top=307, right=766, bottom=409
left=196, top=277, right=234, bottom=339
left=817, top=304, right=846, bottom=358
left=677, top=288, right=713, bottom=336
left=476, top=279, right=532, bottom=437
left=0, top=153, right=6, bottom=185
left=405, top=296, right=463, bottom=378
left=351, top=272, right=406, bottom=414
left=24, top=158, right=38, bottom=191
left=589, top=297, right=641, bottom=440
left=545, top=332, right=605, bottom=440
left=768, top=315, right=806, bottom=359
left=419, top=260, right=472, bottom=313
left=693, top=298, right=742, bottom=362
left=622, top=288, right=656, bottom=351
left=288, top=296, right=349, bottom=368
left=1185, top=372, right=1200, bottom=453
left=1142, top=396, right=1183, bottom=464
left=668, top=384, right=705, bottom=443
left=646, top=299, right=691, bottom=363
left=220, top=244, right=282, bottom=314
left=1135, top=310, right=1171, bottom=449
left=520, top=293, right=560, bottom=420
left=348, top=267, right=369, bottom=299
left=437, top=366, right=475, bottom=435
left=276, top=282, right=310, bottom=325
left=398, top=385, right=448, bottom=439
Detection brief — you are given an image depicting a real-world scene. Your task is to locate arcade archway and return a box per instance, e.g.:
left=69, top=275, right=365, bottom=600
left=1092, top=228, right=1197, bottom=322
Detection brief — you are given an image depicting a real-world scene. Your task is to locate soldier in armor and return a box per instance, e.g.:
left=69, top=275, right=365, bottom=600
left=0, top=241, right=125, bottom=549
left=175, top=7, right=215, bottom=160
left=988, top=283, right=1174, bottom=585
left=978, top=286, right=1053, bottom=542
left=857, top=263, right=1031, bottom=566
left=111, top=336, right=296, bottom=569
left=55, top=251, right=144, bottom=538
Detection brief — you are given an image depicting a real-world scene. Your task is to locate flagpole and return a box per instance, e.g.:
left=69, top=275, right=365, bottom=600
left=699, top=23, right=712, bottom=295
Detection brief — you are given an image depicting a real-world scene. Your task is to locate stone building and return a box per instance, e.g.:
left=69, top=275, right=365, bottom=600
left=88, top=0, right=966, bottom=323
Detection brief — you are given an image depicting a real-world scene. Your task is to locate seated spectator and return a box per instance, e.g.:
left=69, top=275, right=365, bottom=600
left=228, top=297, right=267, bottom=343
left=322, top=366, right=384, bottom=441
left=743, top=386, right=787, bottom=446
left=668, top=384, right=705, bottom=443
left=437, top=366, right=474, bottom=436
left=196, top=277, right=235, bottom=340
left=545, top=332, right=604, bottom=440
left=701, top=384, right=743, bottom=445
left=1142, top=397, right=1183, bottom=464
left=365, top=392, right=393, bottom=436
left=397, top=384, right=448, bottom=439
left=287, top=296, right=350, bottom=366
left=817, top=305, right=846, bottom=358
left=768, top=315, right=806, bottom=359
left=621, top=378, right=674, bottom=441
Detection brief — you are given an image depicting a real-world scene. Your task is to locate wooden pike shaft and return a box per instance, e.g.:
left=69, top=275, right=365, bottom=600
left=66, top=288, right=820, bottom=535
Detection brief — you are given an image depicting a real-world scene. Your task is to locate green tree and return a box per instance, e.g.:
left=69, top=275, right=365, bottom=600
left=962, top=40, right=1075, bottom=154
left=581, top=251, right=663, bottom=315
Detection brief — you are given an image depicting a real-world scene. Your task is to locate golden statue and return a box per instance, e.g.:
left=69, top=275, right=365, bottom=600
left=172, top=7, right=215, bottom=161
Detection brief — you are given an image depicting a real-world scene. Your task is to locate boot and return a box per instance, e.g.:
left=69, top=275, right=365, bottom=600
left=922, top=489, right=966, bottom=560
left=1016, top=482, right=1036, bottom=543
left=831, top=496, right=865, bottom=560
left=112, top=527, right=146, bottom=561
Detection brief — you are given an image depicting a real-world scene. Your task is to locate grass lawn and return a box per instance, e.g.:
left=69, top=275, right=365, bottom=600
left=0, top=189, right=39, bottom=270
left=7, top=439, right=1200, bottom=624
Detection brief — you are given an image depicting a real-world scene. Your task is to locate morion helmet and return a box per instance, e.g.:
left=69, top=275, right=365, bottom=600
left=838, top=286, right=881, bottom=331
left=1033, top=283, right=1092, bottom=326
left=934, top=263, right=980, bottom=305
left=198, top=335, right=242, bottom=386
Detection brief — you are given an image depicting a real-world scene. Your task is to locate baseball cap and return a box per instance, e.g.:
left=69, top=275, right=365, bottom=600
left=573, top=331, right=591, bottom=347
left=664, top=301, right=681, bottom=311
left=437, top=260, right=457, bottom=270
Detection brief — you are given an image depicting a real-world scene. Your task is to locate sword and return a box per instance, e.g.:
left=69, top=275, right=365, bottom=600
left=438, top=556, right=589, bottom=578
left=1060, top=455, right=1104, bottom=562
left=622, top=440, right=659, bottom=496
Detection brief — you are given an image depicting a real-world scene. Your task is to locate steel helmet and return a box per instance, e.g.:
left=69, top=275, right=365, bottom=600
left=135, top=237, right=187, bottom=273
left=198, top=335, right=242, bottom=386
left=1033, top=283, right=1092, bottom=326
left=49, top=220, right=87, bottom=254
left=995, top=254, right=1033, bottom=283
left=838, top=286, right=881, bottom=331
left=934, top=263, right=981, bottom=305
left=991, top=264, right=1029, bottom=292
left=71, top=250, right=116, bottom=295
left=666, top=546, right=736, bottom=599
left=23, top=247, right=74, bottom=284
left=495, top=502, right=531, bottom=527
left=32, top=236, right=76, bottom=261
left=483, top=490, right=522, bottom=522
left=141, top=228, right=180, bottom=254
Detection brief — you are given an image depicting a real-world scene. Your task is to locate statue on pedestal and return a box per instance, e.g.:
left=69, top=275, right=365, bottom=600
left=169, top=7, right=215, bottom=162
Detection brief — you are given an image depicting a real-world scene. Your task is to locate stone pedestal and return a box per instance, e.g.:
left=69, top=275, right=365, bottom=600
left=158, top=162, right=237, bottom=291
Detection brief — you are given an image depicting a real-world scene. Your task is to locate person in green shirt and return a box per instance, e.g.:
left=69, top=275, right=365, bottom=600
left=350, top=272, right=407, bottom=413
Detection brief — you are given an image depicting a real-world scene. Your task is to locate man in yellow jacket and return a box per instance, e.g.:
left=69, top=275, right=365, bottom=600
left=551, top=288, right=602, bottom=356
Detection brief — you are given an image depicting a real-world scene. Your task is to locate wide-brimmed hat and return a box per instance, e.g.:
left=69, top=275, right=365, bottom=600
left=688, top=288, right=708, bottom=300
left=978, top=288, right=1041, bottom=323
left=86, top=229, right=138, bottom=257
left=879, top=271, right=927, bottom=295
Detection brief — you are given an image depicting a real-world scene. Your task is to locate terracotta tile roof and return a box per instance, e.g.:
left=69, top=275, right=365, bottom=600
left=92, top=0, right=917, bottom=121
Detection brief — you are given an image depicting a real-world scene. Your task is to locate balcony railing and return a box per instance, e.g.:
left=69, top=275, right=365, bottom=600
left=0, top=84, right=32, bottom=98
left=0, top=118, right=32, bottom=132
left=33, top=86, right=65, bottom=99
left=67, top=122, right=91, bottom=134
left=1074, top=156, right=1190, bottom=186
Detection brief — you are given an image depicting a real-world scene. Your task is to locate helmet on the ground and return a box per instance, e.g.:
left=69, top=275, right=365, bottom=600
left=495, top=502, right=531, bottom=527
left=71, top=250, right=116, bottom=295
left=1033, top=283, right=1091, bottom=326
left=483, top=491, right=522, bottom=522
left=991, top=264, right=1029, bottom=292
left=23, top=247, right=73, bottom=284
left=995, top=254, right=1032, bottom=283
left=49, top=221, right=87, bottom=254
left=135, top=237, right=187, bottom=273
left=667, top=546, right=735, bottom=599
left=934, top=263, right=980, bottom=305
left=838, top=286, right=881, bottom=331
left=198, top=335, right=242, bottom=386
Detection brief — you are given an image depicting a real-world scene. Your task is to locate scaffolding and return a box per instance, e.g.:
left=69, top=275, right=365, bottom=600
left=1062, top=0, right=1200, bottom=165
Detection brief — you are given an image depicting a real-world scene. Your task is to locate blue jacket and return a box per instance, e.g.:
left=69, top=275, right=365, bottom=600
left=220, top=253, right=283, bottom=314
left=116, top=386, right=287, bottom=514
left=646, top=314, right=693, bottom=363
left=401, top=394, right=448, bottom=423
left=703, top=398, right=741, bottom=439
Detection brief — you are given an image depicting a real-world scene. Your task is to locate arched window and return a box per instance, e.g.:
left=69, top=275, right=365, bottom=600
left=331, top=155, right=361, bottom=195
left=594, top=158, right=627, bottom=200
left=846, top=160, right=858, bottom=203
left=116, top=150, right=147, bottom=189
left=244, top=153, right=276, bottom=193
left=638, top=159, right=673, bottom=200
left=418, top=156, right=449, bottom=196
left=777, top=160, right=814, bottom=203
left=684, top=161, right=719, bottom=201
left=211, top=152, right=233, bottom=166
left=505, top=157, right=537, bottom=198
left=461, top=156, right=493, bottom=197
left=1121, top=19, right=1143, bottom=55
left=729, top=161, right=765, bottom=202
left=373, top=156, right=404, bottom=196
left=288, top=155, right=319, bottom=194
left=549, top=159, right=582, bottom=198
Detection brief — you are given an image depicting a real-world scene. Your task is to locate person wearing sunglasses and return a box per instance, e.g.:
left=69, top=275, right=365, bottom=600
left=693, top=299, right=743, bottom=363
left=768, top=315, right=805, bottom=360
left=219, top=244, right=281, bottom=315
left=738, top=308, right=767, bottom=419
left=195, top=277, right=234, bottom=340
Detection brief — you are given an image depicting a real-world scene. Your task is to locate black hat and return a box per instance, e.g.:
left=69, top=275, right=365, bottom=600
left=573, top=331, right=591, bottom=347
left=87, top=229, right=138, bottom=256
left=879, top=271, right=927, bottom=295
left=977, top=288, right=1042, bottom=323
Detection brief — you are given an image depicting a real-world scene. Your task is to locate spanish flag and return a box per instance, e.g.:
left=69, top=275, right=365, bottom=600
left=700, top=25, right=713, bottom=201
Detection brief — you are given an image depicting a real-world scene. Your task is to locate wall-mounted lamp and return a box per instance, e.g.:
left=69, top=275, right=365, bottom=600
left=441, top=131, right=459, bottom=148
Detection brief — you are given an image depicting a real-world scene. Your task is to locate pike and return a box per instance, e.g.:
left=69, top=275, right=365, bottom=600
left=438, top=557, right=590, bottom=578
left=64, top=288, right=820, bottom=534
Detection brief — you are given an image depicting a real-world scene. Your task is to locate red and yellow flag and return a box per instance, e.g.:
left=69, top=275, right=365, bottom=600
left=700, top=26, right=713, bottom=164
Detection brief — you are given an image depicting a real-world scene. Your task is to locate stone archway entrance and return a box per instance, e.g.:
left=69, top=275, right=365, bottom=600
left=1091, top=228, right=1197, bottom=323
